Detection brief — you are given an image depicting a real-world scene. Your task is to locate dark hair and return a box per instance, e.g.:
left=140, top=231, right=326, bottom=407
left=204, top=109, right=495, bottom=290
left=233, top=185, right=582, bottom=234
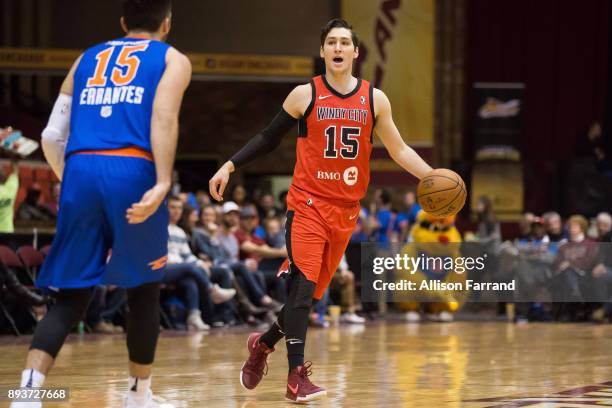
left=379, top=189, right=392, bottom=205
left=476, top=195, right=497, bottom=234
left=320, top=18, right=359, bottom=49
left=168, top=195, right=182, bottom=203
left=123, top=0, right=172, bottom=32
left=178, top=204, right=195, bottom=235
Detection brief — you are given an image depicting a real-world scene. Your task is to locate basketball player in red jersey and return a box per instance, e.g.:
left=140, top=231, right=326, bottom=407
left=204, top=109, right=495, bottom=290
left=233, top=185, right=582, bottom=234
left=209, top=18, right=433, bottom=402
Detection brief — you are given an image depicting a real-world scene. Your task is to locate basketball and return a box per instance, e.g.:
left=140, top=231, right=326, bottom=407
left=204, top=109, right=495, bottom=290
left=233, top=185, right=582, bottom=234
left=417, top=168, right=467, bottom=217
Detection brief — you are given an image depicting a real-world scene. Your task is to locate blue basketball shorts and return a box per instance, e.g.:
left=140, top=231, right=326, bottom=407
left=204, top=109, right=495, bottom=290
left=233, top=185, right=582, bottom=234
left=36, top=153, right=168, bottom=289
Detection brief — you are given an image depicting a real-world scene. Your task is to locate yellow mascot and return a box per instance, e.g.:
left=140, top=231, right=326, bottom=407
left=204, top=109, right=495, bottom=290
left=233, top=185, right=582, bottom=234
left=395, top=210, right=468, bottom=322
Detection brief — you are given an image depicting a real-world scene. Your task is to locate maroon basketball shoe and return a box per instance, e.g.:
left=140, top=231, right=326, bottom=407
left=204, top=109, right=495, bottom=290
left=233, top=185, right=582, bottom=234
left=285, top=362, right=327, bottom=403
left=240, top=332, right=274, bottom=390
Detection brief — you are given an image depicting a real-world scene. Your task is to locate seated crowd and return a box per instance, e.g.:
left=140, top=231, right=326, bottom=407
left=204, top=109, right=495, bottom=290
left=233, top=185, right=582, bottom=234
left=495, top=210, right=612, bottom=323
left=2, top=167, right=612, bottom=334
left=0, top=182, right=367, bottom=334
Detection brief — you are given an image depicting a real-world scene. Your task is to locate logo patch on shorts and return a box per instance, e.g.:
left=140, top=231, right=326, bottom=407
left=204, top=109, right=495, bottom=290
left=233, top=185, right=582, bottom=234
left=148, top=255, right=168, bottom=271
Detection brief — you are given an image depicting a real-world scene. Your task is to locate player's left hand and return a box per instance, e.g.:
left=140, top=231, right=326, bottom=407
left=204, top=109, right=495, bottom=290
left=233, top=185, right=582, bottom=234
left=209, top=161, right=234, bottom=202
left=126, top=182, right=170, bottom=224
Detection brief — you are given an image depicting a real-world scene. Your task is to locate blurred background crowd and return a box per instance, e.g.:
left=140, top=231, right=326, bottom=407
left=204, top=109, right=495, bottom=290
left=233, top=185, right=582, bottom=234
left=2, top=0, right=612, bottom=336
left=2, top=155, right=612, bottom=337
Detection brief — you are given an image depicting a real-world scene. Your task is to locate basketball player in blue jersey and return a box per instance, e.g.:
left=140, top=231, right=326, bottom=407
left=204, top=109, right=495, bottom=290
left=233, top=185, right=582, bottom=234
left=10, top=1, right=190, bottom=407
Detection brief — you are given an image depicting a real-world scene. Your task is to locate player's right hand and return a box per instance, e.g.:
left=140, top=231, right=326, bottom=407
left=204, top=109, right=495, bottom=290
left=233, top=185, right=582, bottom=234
left=209, top=161, right=234, bottom=202
left=126, top=182, right=170, bottom=224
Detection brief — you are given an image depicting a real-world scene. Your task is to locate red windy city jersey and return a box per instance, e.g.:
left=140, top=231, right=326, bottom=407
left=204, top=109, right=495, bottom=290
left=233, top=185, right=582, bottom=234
left=291, top=75, right=375, bottom=203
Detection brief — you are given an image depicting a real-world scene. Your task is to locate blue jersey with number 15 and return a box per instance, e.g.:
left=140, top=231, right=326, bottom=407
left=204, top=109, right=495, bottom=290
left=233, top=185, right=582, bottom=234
left=66, top=37, right=170, bottom=156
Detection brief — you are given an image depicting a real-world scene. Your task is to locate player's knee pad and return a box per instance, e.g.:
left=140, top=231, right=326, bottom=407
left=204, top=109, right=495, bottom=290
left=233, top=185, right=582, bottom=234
left=126, top=282, right=160, bottom=365
left=287, top=266, right=316, bottom=309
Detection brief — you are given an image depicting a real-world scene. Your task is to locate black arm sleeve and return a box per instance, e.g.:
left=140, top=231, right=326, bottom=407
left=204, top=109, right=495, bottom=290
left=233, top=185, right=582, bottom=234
left=229, top=108, right=297, bottom=169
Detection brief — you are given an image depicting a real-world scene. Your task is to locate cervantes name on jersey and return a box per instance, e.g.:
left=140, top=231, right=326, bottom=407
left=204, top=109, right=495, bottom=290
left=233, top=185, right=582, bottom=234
left=67, top=37, right=170, bottom=157
left=292, top=75, right=375, bottom=203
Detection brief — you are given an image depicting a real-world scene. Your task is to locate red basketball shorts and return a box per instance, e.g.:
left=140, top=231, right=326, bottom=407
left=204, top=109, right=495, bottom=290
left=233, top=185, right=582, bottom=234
left=285, top=186, right=360, bottom=299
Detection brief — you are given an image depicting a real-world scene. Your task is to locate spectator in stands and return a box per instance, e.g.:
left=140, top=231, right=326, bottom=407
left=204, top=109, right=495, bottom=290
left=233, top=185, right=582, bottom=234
left=578, top=120, right=603, bottom=158
left=166, top=196, right=236, bottom=330
left=231, top=184, right=248, bottom=207
left=236, top=205, right=286, bottom=266
left=595, top=212, right=612, bottom=240
left=16, top=183, right=55, bottom=221
left=517, top=212, right=535, bottom=241
left=235, top=205, right=287, bottom=302
left=259, top=216, right=286, bottom=272
left=474, top=195, right=501, bottom=243
left=178, top=191, right=198, bottom=210
left=262, top=216, right=285, bottom=249
left=543, top=211, right=568, bottom=243
left=586, top=121, right=612, bottom=175
left=330, top=255, right=365, bottom=324
left=257, top=192, right=279, bottom=220
left=369, top=188, right=395, bottom=246
left=180, top=204, right=279, bottom=323
left=591, top=214, right=612, bottom=322
left=43, top=182, right=61, bottom=218
left=0, top=157, right=18, bottom=233
left=251, top=188, right=264, bottom=206
left=217, top=201, right=242, bottom=262
left=511, top=217, right=555, bottom=322
left=554, top=215, right=598, bottom=319
left=397, top=191, right=421, bottom=242
left=215, top=202, right=284, bottom=309
left=194, top=189, right=211, bottom=210
left=516, top=216, right=549, bottom=246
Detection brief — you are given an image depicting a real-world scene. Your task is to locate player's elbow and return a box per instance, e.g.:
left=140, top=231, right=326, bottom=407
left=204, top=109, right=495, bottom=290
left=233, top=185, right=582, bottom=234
left=41, top=128, right=65, bottom=152
left=41, top=127, right=59, bottom=143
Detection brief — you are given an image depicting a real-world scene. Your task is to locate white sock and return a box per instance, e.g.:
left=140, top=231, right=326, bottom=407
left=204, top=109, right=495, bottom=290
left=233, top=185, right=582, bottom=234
left=20, top=369, right=45, bottom=388
left=128, top=375, right=151, bottom=401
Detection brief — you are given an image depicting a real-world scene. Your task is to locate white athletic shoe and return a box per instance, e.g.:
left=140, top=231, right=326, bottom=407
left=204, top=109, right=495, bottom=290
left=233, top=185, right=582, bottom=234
left=340, top=312, right=366, bottom=324
left=209, top=284, right=236, bottom=304
left=405, top=311, right=421, bottom=322
left=123, top=389, right=175, bottom=408
left=187, top=310, right=210, bottom=331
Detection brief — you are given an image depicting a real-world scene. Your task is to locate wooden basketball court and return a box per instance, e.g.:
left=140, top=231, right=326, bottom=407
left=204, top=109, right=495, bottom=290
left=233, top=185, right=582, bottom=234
left=1, top=321, right=611, bottom=407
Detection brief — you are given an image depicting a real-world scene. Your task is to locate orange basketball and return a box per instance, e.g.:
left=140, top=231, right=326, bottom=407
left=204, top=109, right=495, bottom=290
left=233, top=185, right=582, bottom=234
left=416, top=168, right=467, bottom=217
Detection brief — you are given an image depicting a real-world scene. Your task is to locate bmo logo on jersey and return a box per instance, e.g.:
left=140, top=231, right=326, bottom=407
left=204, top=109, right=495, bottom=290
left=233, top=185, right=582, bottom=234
left=316, top=167, right=359, bottom=186
left=343, top=166, right=358, bottom=186
left=316, top=170, right=341, bottom=181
